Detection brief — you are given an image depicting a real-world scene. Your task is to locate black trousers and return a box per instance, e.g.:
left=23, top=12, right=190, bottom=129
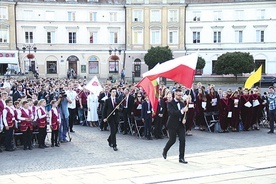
left=163, top=125, right=186, bottom=159
left=4, top=127, right=14, bottom=149
left=68, top=108, right=77, bottom=131
left=22, top=128, right=32, bottom=149
left=107, top=117, right=118, bottom=148
left=38, top=127, right=47, bottom=146
left=100, top=104, right=108, bottom=130
left=51, top=130, right=59, bottom=145
left=123, top=109, right=131, bottom=133
left=154, top=116, right=163, bottom=138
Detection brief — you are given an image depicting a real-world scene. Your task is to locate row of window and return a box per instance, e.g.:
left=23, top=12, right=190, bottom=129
left=0, top=6, right=267, bottom=22
left=25, top=60, right=119, bottom=74
left=192, top=9, right=266, bottom=22
left=192, top=30, right=265, bottom=43
left=0, top=28, right=266, bottom=44
left=24, top=31, right=118, bottom=44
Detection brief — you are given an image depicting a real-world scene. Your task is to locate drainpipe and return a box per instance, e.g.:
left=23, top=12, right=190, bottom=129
left=184, top=3, right=188, bottom=55
left=123, top=4, right=127, bottom=70
left=14, top=1, right=20, bottom=73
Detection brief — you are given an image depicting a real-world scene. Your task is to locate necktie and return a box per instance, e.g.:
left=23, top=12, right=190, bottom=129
left=112, top=98, right=114, bottom=107
left=176, top=101, right=181, bottom=110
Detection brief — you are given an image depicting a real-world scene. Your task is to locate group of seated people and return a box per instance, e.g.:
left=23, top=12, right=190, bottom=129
left=0, top=77, right=274, bottom=152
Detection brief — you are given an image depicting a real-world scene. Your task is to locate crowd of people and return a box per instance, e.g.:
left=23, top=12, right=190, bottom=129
left=0, top=77, right=275, bottom=153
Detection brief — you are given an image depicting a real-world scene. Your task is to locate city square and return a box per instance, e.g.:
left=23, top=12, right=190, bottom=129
left=0, top=122, right=275, bottom=183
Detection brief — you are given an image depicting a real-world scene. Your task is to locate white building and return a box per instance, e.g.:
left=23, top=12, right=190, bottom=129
left=16, top=0, right=125, bottom=79
left=185, top=0, right=276, bottom=75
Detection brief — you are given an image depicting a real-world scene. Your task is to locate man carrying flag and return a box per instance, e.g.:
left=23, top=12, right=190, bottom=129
left=138, top=53, right=198, bottom=163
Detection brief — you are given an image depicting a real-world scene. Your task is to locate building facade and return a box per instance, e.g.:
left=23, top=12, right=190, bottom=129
left=1, top=0, right=276, bottom=79
left=16, top=0, right=125, bottom=79
left=185, top=0, right=276, bottom=75
left=0, top=1, right=18, bottom=75
left=125, top=0, right=186, bottom=78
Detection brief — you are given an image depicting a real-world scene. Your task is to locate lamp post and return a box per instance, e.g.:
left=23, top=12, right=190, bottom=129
left=108, top=48, right=121, bottom=73
left=22, top=44, right=37, bottom=73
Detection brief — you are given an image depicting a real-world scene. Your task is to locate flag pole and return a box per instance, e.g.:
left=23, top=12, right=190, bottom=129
left=182, top=89, right=191, bottom=125
left=104, top=96, right=127, bottom=121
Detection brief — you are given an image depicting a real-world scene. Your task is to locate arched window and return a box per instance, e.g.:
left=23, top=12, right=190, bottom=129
left=89, top=56, right=99, bottom=74
left=109, top=55, right=119, bottom=74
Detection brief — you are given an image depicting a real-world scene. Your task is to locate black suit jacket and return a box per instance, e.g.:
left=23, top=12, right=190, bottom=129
left=166, top=100, right=185, bottom=129
left=186, top=89, right=197, bottom=103
left=122, top=94, right=135, bottom=114
left=156, top=98, right=165, bottom=116
left=13, top=91, right=23, bottom=102
left=141, top=100, right=152, bottom=120
left=103, top=97, right=120, bottom=123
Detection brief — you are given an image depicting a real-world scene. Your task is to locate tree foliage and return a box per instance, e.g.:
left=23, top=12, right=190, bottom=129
left=197, top=56, right=206, bottom=69
left=144, top=46, right=173, bottom=70
left=215, top=52, right=255, bottom=79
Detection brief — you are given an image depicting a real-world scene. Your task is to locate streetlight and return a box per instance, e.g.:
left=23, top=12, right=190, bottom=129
left=22, top=44, right=37, bottom=73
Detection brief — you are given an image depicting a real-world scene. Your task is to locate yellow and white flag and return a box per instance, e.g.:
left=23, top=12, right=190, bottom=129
left=244, top=65, right=262, bottom=89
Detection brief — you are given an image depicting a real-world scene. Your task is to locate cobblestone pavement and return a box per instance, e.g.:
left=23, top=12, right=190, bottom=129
left=0, top=124, right=275, bottom=177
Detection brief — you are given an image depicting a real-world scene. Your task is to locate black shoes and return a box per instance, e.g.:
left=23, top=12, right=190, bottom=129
left=39, top=145, right=45, bottom=149
left=267, top=131, right=274, bottom=134
left=5, top=148, right=15, bottom=152
left=70, top=130, right=75, bottom=133
left=43, top=145, right=49, bottom=148
left=179, top=159, right=188, bottom=164
left=55, top=144, right=60, bottom=147
left=113, top=147, right=118, bottom=151
left=107, top=139, right=113, bottom=147
left=162, top=150, right=167, bottom=159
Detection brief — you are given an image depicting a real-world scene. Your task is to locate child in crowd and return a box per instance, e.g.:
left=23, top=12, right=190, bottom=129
left=49, top=100, right=60, bottom=147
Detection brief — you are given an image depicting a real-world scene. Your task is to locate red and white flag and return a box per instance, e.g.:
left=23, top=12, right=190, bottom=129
left=136, top=77, right=159, bottom=114
left=143, top=53, right=198, bottom=88
left=84, top=76, right=103, bottom=96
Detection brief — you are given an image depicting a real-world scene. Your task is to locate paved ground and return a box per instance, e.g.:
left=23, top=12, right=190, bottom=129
left=0, top=123, right=275, bottom=183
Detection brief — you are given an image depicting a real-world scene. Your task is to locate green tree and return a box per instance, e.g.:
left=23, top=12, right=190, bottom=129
left=144, top=46, right=173, bottom=70
left=197, top=56, right=206, bottom=69
left=215, top=52, right=255, bottom=80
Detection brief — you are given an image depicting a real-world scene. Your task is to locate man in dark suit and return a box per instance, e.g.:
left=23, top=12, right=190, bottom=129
left=98, top=86, right=110, bottom=131
left=154, top=96, right=165, bottom=139
left=103, top=88, right=120, bottom=151
left=122, top=88, right=135, bottom=135
left=141, top=94, right=153, bottom=140
left=12, top=85, right=25, bottom=103
left=163, top=89, right=188, bottom=164
left=186, top=83, right=197, bottom=103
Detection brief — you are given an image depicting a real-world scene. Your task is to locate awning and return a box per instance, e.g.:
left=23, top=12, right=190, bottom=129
left=0, top=51, right=18, bottom=64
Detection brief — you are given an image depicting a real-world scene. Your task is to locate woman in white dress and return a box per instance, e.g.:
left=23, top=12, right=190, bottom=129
left=87, top=92, right=99, bottom=127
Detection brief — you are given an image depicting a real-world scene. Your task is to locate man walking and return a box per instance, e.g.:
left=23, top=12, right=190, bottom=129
left=103, top=88, right=120, bottom=151
left=267, top=86, right=276, bottom=134
left=162, top=89, right=188, bottom=164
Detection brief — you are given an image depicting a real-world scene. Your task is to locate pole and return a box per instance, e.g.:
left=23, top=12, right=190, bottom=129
left=104, top=96, right=127, bottom=121
left=182, top=89, right=192, bottom=125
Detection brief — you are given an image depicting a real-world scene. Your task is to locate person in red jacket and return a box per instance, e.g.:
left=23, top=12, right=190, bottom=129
left=49, top=100, right=61, bottom=147
left=2, top=99, right=15, bottom=151
left=37, top=99, right=48, bottom=149
left=18, top=100, right=34, bottom=150
left=219, top=92, right=231, bottom=133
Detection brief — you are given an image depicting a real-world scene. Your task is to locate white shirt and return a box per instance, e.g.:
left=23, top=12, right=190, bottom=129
left=66, top=90, right=78, bottom=109
left=2, top=106, right=15, bottom=127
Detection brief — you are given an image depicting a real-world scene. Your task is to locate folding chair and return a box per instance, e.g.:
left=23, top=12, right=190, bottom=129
left=204, top=111, right=219, bottom=132
left=134, top=116, right=144, bottom=138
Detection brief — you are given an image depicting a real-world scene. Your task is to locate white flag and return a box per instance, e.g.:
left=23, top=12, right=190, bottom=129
left=84, top=76, right=103, bottom=96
